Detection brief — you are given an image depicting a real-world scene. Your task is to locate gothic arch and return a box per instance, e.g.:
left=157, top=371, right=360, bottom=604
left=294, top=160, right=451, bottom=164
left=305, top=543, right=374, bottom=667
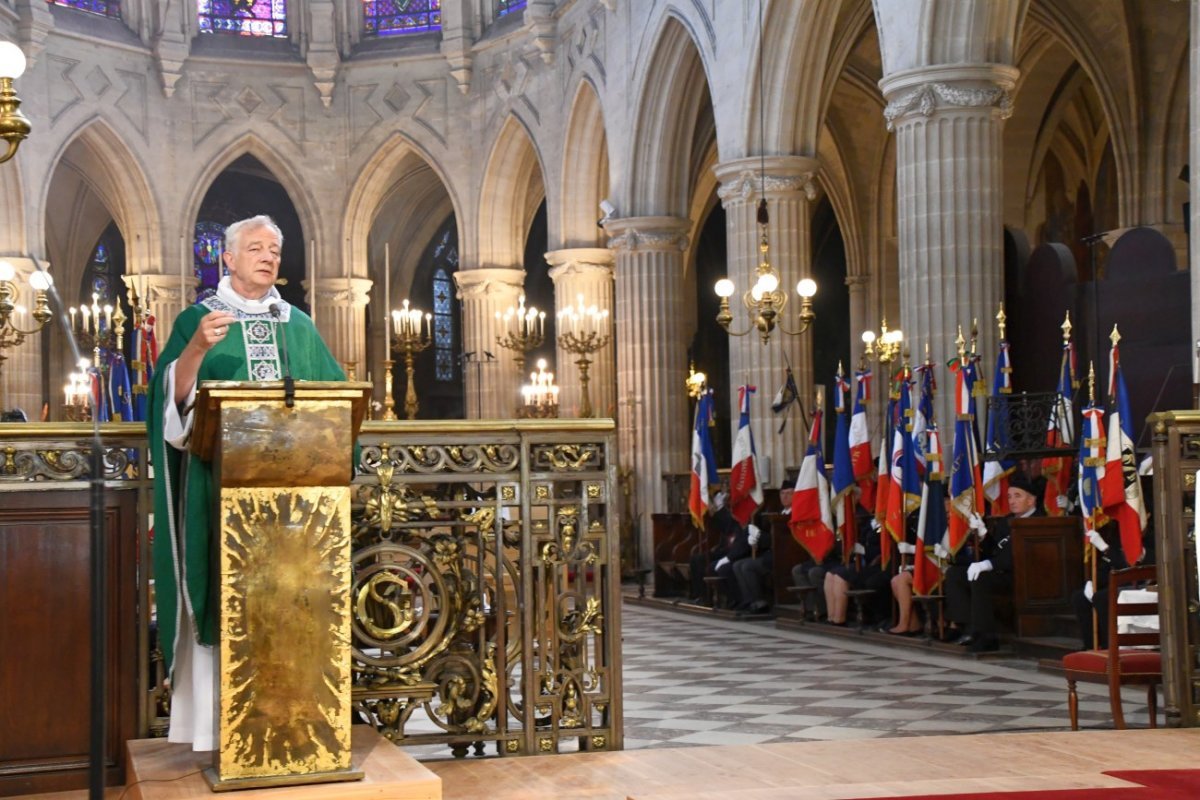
left=558, top=79, right=610, bottom=249
left=180, top=134, right=319, bottom=273
left=627, top=14, right=717, bottom=217
left=40, top=116, right=161, bottom=281
left=477, top=114, right=547, bottom=268
left=342, top=132, right=462, bottom=290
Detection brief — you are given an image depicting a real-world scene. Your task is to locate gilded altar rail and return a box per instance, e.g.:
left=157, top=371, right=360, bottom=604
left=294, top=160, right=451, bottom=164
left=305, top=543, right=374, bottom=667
left=0, top=419, right=623, bottom=764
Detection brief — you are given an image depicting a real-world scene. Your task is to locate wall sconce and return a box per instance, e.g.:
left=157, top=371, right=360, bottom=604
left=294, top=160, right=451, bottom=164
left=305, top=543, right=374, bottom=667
left=0, top=41, right=30, bottom=166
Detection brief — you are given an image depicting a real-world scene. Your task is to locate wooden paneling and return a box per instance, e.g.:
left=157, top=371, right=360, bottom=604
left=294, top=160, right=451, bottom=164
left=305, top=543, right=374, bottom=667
left=0, top=489, right=139, bottom=797
left=1010, top=517, right=1084, bottom=639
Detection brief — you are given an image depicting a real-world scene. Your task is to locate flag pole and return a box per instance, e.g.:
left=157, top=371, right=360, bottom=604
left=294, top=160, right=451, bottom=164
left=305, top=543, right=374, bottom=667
left=1088, top=361, right=1099, bottom=651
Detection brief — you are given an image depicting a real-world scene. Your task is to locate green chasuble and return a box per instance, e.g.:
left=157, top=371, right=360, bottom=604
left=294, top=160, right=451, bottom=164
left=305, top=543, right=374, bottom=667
left=148, top=295, right=346, bottom=674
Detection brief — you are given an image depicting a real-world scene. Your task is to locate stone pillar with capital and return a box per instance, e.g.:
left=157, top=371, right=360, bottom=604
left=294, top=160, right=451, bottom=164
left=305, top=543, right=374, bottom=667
left=308, top=277, right=370, bottom=373
left=546, top=248, right=615, bottom=419
left=605, top=217, right=690, bottom=567
left=713, top=156, right=819, bottom=488
left=453, top=268, right=525, bottom=419
left=881, top=64, right=1017, bottom=426
left=844, top=274, right=871, bottom=367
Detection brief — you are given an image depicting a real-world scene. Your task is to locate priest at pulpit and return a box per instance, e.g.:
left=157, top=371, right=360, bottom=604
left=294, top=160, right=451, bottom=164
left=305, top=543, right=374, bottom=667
left=147, top=214, right=347, bottom=751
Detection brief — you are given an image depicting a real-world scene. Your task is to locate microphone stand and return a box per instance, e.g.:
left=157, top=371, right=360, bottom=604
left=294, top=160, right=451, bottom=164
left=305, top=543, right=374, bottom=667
left=31, top=255, right=106, bottom=800
left=270, top=304, right=295, bottom=408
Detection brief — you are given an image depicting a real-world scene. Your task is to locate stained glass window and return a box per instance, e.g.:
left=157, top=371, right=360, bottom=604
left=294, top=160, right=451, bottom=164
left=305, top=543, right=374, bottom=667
left=364, top=0, right=440, bottom=37
left=47, top=0, right=122, bottom=20
left=496, top=0, right=525, bottom=17
left=194, top=221, right=227, bottom=303
left=198, top=0, right=287, bottom=38
left=431, top=227, right=458, bottom=381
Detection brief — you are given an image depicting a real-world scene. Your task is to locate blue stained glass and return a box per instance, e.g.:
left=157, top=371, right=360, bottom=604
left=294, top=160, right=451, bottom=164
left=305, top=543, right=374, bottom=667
left=433, top=266, right=453, bottom=380
left=194, top=221, right=227, bottom=303
left=198, top=0, right=287, bottom=38
left=363, top=0, right=440, bottom=37
left=92, top=243, right=110, bottom=270
left=496, top=0, right=525, bottom=17
left=47, top=0, right=122, bottom=20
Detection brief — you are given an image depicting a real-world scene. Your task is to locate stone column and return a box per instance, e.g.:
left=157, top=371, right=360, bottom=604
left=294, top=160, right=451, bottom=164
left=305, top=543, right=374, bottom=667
left=310, top=277, right=370, bottom=374
left=881, top=65, right=1017, bottom=427
left=453, top=268, right=525, bottom=419
left=713, top=156, right=819, bottom=488
left=605, top=217, right=690, bottom=568
left=845, top=273, right=871, bottom=366
left=546, top=248, right=615, bottom=419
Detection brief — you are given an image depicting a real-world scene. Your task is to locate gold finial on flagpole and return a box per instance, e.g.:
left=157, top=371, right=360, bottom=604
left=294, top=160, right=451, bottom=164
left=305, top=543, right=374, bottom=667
left=970, top=318, right=979, bottom=354
left=1110, top=323, right=1121, bottom=347
left=996, top=303, right=1007, bottom=341
left=1088, top=361, right=1096, bottom=405
left=955, top=325, right=966, bottom=364
left=924, top=341, right=931, bottom=364
left=1061, top=311, right=1073, bottom=344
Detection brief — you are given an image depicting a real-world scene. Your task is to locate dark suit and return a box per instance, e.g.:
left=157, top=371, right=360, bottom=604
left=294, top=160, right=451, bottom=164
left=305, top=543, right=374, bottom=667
left=944, top=508, right=1044, bottom=638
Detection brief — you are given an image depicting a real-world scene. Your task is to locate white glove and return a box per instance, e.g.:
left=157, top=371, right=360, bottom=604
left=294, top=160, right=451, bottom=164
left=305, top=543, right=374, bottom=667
left=712, top=491, right=728, bottom=511
left=967, top=560, right=993, bottom=582
left=897, top=542, right=916, bottom=555
left=1086, top=529, right=1109, bottom=552
left=747, top=524, right=762, bottom=547
left=869, top=518, right=881, bottom=532
left=714, top=557, right=730, bottom=571
left=1084, top=580, right=1095, bottom=602
left=853, top=543, right=866, bottom=556
left=1056, top=494, right=1069, bottom=510
left=934, top=541, right=950, bottom=560
left=969, top=513, right=988, bottom=537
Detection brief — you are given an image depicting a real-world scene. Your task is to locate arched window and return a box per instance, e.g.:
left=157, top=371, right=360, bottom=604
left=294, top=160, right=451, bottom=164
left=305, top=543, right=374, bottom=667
left=198, top=0, right=288, bottom=37
left=48, top=0, right=121, bottom=19
left=193, top=221, right=227, bottom=303
left=430, top=232, right=457, bottom=381
left=80, top=224, right=125, bottom=307
left=496, top=0, right=525, bottom=17
left=363, top=0, right=441, bottom=37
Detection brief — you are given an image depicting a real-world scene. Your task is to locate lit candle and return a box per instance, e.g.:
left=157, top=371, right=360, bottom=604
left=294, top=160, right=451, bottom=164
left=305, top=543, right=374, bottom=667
left=69, top=307, right=76, bottom=331
left=424, top=312, right=432, bottom=340
left=103, top=304, right=113, bottom=331
left=81, top=305, right=91, bottom=333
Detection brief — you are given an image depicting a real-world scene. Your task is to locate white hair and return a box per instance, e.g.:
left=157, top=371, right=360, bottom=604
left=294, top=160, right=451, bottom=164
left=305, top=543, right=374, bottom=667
left=224, top=215, right=284, bottom=253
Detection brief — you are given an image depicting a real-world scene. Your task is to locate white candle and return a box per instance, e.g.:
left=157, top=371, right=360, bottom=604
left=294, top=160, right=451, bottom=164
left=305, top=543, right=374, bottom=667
left=384, top=242, right=390, bottom=340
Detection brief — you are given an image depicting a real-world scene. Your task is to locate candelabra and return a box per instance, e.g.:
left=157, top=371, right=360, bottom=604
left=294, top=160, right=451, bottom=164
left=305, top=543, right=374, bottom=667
left=70, top=291, right=128, bottom=368
left=557, top=298, right=610, bottom=418
left=495, top=294, right=545, bottom=377
left=861, top=317, right=903, bottom=368
left=63, top=361, right=92, bottom=422
left=714, top=200, right=817, bottom=344
left=0, top=260, right=53, bottom=381
left=389, top=299, right=433, bottom=420
left=519, top=358, right=559, bottom=418
left=0, top=41, right=31, bottom=165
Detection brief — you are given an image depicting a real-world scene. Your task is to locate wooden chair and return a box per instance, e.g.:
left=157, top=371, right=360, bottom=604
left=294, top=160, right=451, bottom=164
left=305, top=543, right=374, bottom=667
left=1062, top=564, right=1160, bottom=730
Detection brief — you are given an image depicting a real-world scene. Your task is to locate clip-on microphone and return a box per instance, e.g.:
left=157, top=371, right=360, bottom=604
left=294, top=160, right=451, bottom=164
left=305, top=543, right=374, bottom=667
left=269, top=303, right=295, bottom=408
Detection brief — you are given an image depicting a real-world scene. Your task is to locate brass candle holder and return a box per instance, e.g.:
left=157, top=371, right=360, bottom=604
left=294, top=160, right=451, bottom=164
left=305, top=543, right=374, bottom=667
left=0, top=260, right=53, bottom=381
left=495, top=294, right=545, bottom=377
left=390, top=300, right=433, bottom=420
left=557, top=299, right=610, bottom=419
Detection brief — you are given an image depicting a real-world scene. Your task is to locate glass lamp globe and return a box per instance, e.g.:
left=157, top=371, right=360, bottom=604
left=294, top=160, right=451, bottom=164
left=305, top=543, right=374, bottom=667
left=714, top=278, right=735, bottom=298
left=797, top=278, right=817, bottom=298
left=0, top=42, right=26, bottom=80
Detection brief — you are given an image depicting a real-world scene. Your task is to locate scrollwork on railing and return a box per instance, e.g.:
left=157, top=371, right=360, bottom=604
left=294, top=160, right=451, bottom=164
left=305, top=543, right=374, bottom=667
left=350, top=420, right=621, bottom=758
left=984, top=392, right=1077, bottom=460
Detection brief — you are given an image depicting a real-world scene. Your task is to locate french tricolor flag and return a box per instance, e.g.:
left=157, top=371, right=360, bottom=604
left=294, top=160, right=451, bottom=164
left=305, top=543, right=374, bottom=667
left=729, top=385, right=764, bottom=527
left=790, top=410, right=835, bottom=563
left=850, top=368, right=874, bottom=509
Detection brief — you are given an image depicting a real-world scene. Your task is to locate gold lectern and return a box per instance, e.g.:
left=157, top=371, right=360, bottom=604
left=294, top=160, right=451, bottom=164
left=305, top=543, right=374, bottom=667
left=191, top=381, right=371, bottom=792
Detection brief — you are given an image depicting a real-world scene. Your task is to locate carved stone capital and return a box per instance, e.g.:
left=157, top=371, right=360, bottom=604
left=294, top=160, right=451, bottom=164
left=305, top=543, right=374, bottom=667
left=453, top=268, right=526, bottom=300
left=714, top=156, right=820, bottom=205
left=545, top=248, right=614, bottom=282
left=309, top=277, right=372, bottom=308
left=844, top=274, right=871, bottom=289
left=603, top=217, right=689, bottom=254
left=880, top=64, right=1020, bottom=131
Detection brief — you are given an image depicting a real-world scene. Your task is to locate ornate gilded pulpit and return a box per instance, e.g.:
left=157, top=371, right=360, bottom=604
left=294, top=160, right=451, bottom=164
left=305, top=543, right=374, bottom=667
left=190, top=381, right=371, bottom=791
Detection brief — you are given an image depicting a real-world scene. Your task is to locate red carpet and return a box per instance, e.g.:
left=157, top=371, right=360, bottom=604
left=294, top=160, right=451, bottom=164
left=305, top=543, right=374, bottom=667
left=845, top=769, right=1200, bottom=800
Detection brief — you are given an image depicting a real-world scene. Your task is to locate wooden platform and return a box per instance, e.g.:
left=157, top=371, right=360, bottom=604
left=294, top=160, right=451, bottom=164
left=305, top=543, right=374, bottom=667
left=429, top=729, right=1200, bottom=800
left=121, top=728, right=439, bottom=800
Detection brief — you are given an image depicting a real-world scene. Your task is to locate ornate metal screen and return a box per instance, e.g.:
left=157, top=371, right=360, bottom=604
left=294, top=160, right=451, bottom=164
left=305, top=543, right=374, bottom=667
left=0, top=419, right=622, bottom=759
left=351, top=419, right=623, bottom=756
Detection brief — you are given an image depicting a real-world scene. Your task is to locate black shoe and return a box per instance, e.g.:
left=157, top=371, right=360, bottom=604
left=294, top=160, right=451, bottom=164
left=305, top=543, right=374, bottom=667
left=955, top=634, right=975, bottom=647
left=968, top=635, right=1000, bottom=653
left=748, top=600, right=770, bottom=614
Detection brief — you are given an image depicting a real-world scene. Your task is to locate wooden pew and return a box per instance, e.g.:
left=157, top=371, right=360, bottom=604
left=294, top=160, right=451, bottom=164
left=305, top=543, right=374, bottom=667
left=651, top=512, right=692, bottom=597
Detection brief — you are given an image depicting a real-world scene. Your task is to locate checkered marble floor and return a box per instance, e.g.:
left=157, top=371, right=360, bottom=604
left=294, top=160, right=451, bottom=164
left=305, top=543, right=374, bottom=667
left=620, top=602, right=1152, bottom=749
